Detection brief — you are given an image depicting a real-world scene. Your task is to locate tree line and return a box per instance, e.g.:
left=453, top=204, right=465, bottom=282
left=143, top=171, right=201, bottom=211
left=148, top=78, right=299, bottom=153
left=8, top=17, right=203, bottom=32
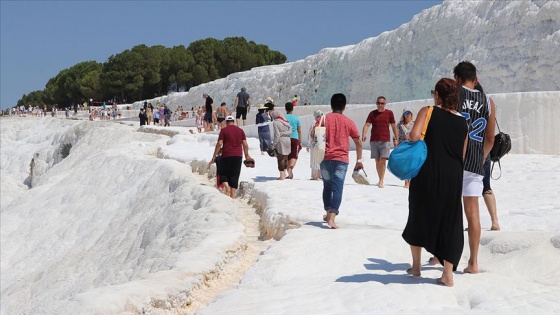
left=17, top=37, right=287, bottom=108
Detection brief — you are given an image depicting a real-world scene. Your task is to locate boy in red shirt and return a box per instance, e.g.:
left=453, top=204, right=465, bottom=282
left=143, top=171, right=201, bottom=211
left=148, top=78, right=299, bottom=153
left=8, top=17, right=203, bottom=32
left=319, top=93, right=363, bottom=229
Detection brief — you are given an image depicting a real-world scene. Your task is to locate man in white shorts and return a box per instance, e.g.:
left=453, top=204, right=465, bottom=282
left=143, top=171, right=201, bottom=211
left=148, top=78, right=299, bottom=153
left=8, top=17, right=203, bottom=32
left=454, top=61, right=495, bottom=274
left=361, top=96, right=398, bottom=188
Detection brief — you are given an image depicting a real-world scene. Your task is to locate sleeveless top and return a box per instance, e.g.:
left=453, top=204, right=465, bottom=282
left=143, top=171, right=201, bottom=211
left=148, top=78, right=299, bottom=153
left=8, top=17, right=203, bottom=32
left=460, top=86, right=490, bottom=175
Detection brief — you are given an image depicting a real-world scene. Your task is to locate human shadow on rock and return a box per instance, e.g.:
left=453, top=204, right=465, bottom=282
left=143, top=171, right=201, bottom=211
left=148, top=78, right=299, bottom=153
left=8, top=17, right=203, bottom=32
left=253, top=176, right=279, bottom=182
left=304, top=221, right=333, bottom=229
left=336, top=273, right=435, bottom=284
left=364, top=258, right=410, bottom=272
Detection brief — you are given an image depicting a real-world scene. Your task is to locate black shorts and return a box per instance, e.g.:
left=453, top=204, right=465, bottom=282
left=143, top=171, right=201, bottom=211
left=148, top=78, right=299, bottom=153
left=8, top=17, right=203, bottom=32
left=217, top=117, right=225, bottom=123
left=218, top=156, right=242, bottom=189
left=203, top=112, right=213, bottom=122
left=236, top=107, right=247, bottom=120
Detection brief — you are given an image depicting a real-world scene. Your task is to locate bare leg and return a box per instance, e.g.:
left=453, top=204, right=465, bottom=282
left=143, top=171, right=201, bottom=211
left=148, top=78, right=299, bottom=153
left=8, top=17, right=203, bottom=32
left=407, top=245, right=421, bottom=277
left=326, top=211, right=339, bottom=229
left=404, top=179, right=410, bottom=188
left=287, top=158, right=296, bottom=179
left=375, top=158, right=386, bottom=188
left=463, top=196, right=481, bottom=274
left=483, top=190, right=500, bottom=230
left=229, top=188, right=236, bottom=199
left=278, top=170, right=285, bottom=180
left=223, top=182, right=231, bottom=197
left=437, top=260, right=454, bottom=286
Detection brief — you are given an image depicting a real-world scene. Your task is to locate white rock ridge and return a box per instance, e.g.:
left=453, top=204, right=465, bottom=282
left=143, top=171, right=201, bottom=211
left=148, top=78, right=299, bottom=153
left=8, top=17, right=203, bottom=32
left=169, top=0, right=559, bottom=108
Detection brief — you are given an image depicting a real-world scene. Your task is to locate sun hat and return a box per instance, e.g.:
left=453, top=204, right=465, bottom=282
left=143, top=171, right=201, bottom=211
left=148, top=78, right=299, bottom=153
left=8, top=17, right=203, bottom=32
left=257, top=104, right=267, bottom=110
left=225, top=115, right=235, bottom=121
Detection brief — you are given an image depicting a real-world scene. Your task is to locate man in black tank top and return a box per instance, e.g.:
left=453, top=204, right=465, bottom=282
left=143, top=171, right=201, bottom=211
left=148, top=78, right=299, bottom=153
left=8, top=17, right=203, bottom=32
left=454, top=61, right=496, bottom=274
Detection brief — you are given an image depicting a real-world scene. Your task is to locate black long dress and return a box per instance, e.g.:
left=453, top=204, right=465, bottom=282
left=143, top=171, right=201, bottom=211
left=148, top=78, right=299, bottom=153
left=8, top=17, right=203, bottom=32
left=402, top=106, right=468, bottom=270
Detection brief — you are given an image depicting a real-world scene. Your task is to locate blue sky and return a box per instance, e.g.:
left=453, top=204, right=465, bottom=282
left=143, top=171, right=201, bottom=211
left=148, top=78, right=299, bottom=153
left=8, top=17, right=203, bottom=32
left=0, top=0, right=441, bottom=109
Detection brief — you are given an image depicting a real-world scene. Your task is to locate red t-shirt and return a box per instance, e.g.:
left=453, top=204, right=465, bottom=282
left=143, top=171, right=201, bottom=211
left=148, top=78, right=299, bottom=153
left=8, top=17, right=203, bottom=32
left=365, top=110, right=395, bottom=142
left=317, top=112, right=360, bottom=164
left=218, top=125, right=246, bottom=158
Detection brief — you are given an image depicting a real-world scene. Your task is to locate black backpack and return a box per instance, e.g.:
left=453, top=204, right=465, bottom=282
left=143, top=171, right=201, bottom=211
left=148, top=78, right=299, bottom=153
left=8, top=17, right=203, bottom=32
left=489, top=120, right=511, bottom=179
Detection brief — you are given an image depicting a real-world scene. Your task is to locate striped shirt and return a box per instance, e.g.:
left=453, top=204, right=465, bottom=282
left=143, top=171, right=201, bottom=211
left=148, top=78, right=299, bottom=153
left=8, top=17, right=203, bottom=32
left=460, top=86, right=491, bottom=175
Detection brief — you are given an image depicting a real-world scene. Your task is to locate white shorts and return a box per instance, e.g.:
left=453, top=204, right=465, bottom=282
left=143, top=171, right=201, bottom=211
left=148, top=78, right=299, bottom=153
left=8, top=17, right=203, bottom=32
left=463, top=171, right=483, bottom=197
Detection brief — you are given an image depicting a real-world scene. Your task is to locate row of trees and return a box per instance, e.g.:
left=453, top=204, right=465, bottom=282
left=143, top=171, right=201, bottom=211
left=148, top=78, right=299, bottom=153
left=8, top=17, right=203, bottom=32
left=17, top=37, right=287, bottom=108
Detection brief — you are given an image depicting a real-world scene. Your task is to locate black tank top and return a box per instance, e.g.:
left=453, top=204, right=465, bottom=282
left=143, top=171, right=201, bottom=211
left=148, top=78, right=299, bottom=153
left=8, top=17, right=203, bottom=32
left=460, top=86, right=490, bottom=175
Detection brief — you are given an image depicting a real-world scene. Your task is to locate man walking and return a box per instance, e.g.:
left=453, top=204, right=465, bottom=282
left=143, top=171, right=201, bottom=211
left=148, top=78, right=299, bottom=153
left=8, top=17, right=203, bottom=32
left=209, top=116, right=253, bottom=199
left=285, top=102, right=302, bottom=179
left=319, top=93, right=363, bottom=229
left=361, top=96, right=398, bottom=188
left=454, top=61, right=495, bottom=274
left=234, top=87, right=251, bottom=126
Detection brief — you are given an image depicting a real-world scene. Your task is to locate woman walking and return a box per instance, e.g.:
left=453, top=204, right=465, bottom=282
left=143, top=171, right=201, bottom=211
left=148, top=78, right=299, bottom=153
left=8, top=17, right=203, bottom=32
left=306, top=110, right=324, bottom=180
left=402, top=78, right=468, bottom=287
left=397, top=108, right=415, bottom=188
left=271, top=111, right=292, bottom=180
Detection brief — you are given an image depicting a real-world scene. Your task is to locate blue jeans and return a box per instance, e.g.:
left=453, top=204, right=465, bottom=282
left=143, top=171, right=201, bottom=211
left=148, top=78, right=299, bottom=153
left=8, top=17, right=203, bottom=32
left=320, top=160, right=349, bottom=215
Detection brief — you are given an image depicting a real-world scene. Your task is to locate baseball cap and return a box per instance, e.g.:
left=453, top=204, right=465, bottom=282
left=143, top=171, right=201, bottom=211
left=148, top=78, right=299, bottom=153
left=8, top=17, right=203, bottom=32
left=202, top=93, right=208, bottom=97
left=403, top=107, right=412, bottom=114
left=225, top=115, right=235, bottom=121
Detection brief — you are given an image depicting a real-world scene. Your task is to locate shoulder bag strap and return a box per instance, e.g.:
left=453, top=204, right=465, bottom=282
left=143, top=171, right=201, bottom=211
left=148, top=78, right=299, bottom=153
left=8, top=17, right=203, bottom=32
left=491, top=160, right=502, bottom=180
left=420, top=106, right=434, bottom=141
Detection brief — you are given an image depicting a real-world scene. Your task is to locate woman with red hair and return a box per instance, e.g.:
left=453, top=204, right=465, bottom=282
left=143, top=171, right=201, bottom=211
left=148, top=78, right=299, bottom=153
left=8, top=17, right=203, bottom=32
left=402, top=78, right=468, bottom=287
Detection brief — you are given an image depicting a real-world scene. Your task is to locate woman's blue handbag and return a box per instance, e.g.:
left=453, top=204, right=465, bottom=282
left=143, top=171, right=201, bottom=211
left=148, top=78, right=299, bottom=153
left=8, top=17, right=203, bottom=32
left=388, top=106, right=433, bottom=180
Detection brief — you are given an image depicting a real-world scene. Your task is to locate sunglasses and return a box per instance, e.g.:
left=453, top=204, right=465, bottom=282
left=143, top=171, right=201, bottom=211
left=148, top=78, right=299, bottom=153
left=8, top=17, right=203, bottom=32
left=430, top=90, right=435, bottom=96
left=404, top=112, right=412, bottom=116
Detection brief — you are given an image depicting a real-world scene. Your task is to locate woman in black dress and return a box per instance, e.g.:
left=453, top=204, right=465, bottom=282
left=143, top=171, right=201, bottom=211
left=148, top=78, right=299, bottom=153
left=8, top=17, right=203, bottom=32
left=402, top=78, right=468, bottom=286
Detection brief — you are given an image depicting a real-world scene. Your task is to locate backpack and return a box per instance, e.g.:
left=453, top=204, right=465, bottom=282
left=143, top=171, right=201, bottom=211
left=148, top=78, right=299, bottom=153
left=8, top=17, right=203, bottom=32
left=489, top=119, right=511, bottom=179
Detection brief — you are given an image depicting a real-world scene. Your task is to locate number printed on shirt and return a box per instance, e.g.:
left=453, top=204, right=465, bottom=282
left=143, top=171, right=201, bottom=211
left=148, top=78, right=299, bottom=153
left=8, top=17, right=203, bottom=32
left=461, top=112, right=487, bottom=142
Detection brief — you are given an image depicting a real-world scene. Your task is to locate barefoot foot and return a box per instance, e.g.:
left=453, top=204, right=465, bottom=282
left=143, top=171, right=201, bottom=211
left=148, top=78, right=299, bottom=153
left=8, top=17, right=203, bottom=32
left=436, top=276, right=454, bottom=287
left=406, top=267, right=421, bottom=277
left=327, top=221, right=339, bottom=229
left=326, top=212, right=339, bottom=229
left=490, top=224, right=501, bottom=231
left=463, top=265, right=479, bottom=274
left=428, top=256, right=441, bottom=265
